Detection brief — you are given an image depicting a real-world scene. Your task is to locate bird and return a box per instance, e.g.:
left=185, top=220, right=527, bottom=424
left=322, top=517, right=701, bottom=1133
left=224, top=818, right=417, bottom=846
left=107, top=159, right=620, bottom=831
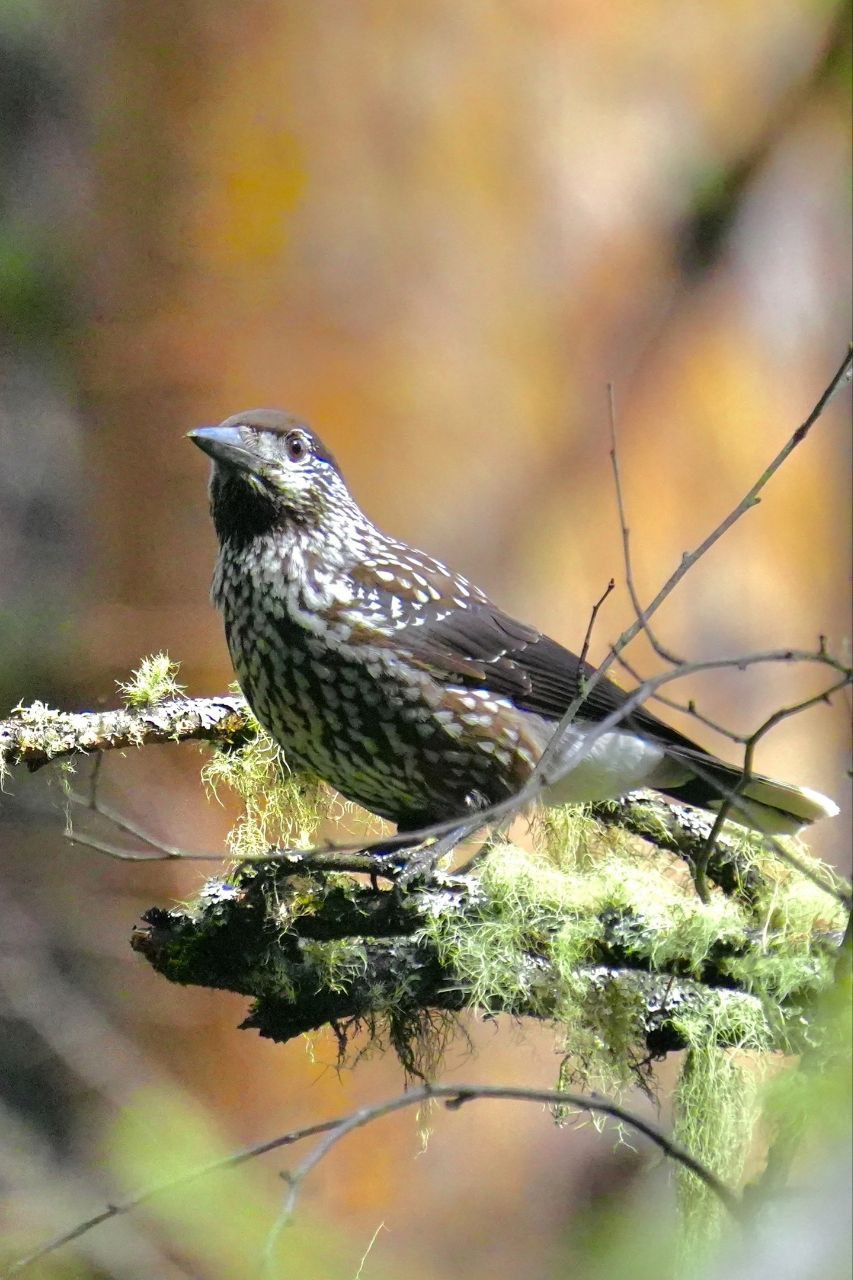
left=188, top=409, right=839, bottom=844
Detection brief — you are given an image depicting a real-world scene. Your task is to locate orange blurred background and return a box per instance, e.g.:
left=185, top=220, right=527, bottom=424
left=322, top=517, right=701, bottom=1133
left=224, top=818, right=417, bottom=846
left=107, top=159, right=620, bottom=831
left=0, top=3, right=850, bottom=1277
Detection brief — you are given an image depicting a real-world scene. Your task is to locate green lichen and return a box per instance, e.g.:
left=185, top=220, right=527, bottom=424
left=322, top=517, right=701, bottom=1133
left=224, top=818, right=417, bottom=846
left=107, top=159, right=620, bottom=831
left=118, top=653, right=186, bottom=707
left=673, top=1042, right=763, bottom=1269
left=423, top=840, right=643, bottom=1094
left=3, top=700, right=69, bottom=787
left=299, top=938, right=368, bottom=994
left=715, top=844, right=847, bottom=1007
left=535, top=802, right=613, bottom=868
left=202, top=712, right=332, bottom=856
left=419, top=805, right=841, bottom=1106
left=9, top=698, right=64, bottom=748
left=265, top=870, right=359, bottom=932
left=730, top=825, right=851, bottom=905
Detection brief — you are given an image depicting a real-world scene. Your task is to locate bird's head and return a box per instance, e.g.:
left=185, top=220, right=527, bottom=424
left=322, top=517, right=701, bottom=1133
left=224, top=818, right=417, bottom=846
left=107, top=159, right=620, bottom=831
left=189, top=409, right=354, bottom=543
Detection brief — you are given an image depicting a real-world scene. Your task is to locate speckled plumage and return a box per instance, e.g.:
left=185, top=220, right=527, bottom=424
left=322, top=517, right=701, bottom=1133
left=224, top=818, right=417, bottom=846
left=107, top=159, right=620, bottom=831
left=189, top=410, right=839, bottom=837
left=205, top=419, right=542, bottom=826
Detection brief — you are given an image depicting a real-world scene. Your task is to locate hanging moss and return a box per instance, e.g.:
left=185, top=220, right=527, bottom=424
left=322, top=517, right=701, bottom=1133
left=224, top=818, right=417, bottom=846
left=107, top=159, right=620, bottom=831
left=201, top=702, right=332, bottom=856
left=673, top=1043, right=761, bottom=1269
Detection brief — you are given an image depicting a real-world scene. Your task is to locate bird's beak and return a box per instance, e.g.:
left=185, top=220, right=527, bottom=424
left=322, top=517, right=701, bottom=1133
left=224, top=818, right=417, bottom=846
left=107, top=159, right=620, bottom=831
left=187, top=426, right=257, bottom=474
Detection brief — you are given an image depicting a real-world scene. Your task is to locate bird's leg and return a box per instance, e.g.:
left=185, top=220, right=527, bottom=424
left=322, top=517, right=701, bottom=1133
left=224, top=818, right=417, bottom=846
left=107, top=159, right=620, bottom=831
left=395, top=824, right=469, bottom=888
left=363, top=823, right=441, bottom=889
left=393, top=792, right=489, bottom=888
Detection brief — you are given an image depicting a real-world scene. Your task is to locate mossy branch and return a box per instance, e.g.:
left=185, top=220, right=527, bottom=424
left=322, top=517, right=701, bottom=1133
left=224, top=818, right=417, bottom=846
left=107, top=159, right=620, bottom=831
left=130, top=853, right=841, bottom=1062
left=4, top=669, right=845, bottom=1076
left=0, top=694, right=251, bottom=773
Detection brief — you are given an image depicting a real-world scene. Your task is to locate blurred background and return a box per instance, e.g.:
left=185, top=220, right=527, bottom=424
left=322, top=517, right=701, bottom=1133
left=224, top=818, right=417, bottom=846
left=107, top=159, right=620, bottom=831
left=0, top=1, right=850, bottom=1276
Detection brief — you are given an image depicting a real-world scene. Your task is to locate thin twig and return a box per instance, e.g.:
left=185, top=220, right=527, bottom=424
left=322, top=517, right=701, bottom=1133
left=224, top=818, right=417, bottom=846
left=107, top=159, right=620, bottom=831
left=5, top=1081, right=743, bottom=1278
left=607, top=383, right=685, bottom=666
left=691, top=677, right=851, bottom=902
left=261, top=1081, right=745, bottom=1266
left=354, top=1222, right=386, bottom=1280
left=2, top=1117, right=343, bottom=1278
left=64, top=755, right=220, bottom=863
left=538, top=347, right=852, bottom=782
left=578, top=577, right=616, bottom=671
left=613, top=651, right=744, bottom=743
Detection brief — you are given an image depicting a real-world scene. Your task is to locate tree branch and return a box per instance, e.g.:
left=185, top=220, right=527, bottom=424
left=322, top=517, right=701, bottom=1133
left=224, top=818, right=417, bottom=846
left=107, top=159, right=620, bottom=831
left=264, top=1080, right=745, bottom=1264
left=129, top=861, right=836, bottom=1056
left=4, top=1076, right=743, bottom=1278
left=537, top=345, right=853, bottom=779
left=4, top=691, right=817, bottom=905
left=0, top=695, right=251, bottom=772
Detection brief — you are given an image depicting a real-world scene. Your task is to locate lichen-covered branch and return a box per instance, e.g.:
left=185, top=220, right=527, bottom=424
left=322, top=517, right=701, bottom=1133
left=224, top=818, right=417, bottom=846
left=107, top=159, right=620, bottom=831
left=0, top=695, right=251, bottom=773
left=131, top=851, right=842, bottom=1063
left=589, top=796, right=767, bottom=902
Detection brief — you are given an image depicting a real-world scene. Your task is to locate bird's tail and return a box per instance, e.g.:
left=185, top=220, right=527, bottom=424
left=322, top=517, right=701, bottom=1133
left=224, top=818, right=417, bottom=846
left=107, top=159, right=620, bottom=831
left=661, top=754, right=840, bottom=836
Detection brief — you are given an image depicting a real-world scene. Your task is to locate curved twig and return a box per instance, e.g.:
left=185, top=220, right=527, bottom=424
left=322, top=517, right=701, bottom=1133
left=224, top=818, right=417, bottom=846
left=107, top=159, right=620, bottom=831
left=4, top=1079, right=743, bottom=1277
left=263, top=1080, right=746, bottom=1264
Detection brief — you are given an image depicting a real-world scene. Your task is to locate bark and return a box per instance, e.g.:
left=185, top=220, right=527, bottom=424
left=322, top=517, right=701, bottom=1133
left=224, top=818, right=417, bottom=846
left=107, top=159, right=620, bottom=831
left=129, top=861, right=802, bottom=1055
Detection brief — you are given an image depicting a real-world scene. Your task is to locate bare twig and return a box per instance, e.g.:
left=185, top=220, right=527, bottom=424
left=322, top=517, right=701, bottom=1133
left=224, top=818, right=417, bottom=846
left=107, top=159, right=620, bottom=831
left=5, top=1079, right=741, bottom=1278
left=691, top=677, right=851, bottom=902
left=578, top=577, right=616, bottom=671
left=606, top=650, right=850, bottom=902
left=539, top=346, right=852, bottom=781
left=262, top=1080, right=745, bottom=1265
left=2, top=1116, right=343, bottom=1278
left=607, top=383, right=685, bottom=666
left=63, top=754, right=219, bottom=862
left=613, top=651, right=743, bottom=743
left=604, top=350, right=851, bottom=906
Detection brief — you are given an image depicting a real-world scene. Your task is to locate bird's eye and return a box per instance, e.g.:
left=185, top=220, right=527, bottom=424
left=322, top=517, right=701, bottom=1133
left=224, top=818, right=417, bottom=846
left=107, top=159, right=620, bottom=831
left=284, top=432, right=310, bottom=463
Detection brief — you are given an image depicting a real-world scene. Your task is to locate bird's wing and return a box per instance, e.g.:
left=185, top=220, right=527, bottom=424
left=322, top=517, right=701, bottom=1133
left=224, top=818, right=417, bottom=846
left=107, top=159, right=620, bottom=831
left=391, top=597, right=704, bottom=755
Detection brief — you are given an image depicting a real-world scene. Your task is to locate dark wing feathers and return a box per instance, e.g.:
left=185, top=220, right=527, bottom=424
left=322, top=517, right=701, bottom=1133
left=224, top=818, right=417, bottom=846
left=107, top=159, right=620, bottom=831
left=396, top=600, right=704, bottom=756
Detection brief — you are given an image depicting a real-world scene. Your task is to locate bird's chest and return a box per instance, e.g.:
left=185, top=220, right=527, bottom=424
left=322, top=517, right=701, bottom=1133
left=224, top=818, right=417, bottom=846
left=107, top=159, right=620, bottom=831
left=213, top=546, right=443, bottom=810
left=215, top=546, right=359, bottom=746
left=211, top=545, right=535, bottom=822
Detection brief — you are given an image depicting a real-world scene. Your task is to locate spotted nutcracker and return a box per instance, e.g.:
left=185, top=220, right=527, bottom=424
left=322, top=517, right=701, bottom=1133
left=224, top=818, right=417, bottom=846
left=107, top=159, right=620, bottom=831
left=189, top=410, right=838, bottom=841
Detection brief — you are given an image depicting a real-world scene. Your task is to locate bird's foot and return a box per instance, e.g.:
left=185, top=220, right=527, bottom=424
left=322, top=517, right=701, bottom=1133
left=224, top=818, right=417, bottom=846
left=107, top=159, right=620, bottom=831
left=395, top=825, right=467, bottom=889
